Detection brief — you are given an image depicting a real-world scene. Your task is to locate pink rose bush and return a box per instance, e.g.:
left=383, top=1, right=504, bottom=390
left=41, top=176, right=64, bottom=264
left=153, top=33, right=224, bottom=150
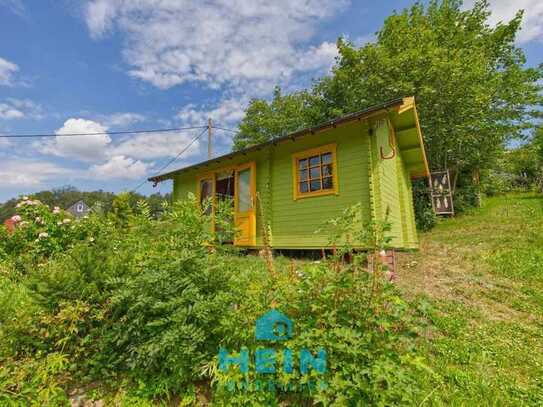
left=1, top=197, right=98, bottom=263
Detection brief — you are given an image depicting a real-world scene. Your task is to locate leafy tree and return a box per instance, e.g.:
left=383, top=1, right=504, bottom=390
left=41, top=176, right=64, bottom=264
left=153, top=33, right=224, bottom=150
left=533, top=126, right=543, bottom=164
left=233, top=0, right=542, bottom=192
left=316, top=0, right=541, bottom=183
left=233, top=87, right=322, bottom=150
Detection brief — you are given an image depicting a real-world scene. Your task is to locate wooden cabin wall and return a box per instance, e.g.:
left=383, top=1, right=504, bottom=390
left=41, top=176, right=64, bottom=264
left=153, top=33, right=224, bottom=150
left=369, top=118, right=419, bottom=249
left=269, top=120, right=372, bottom=249
left=170, top=117, right=420, bottom=250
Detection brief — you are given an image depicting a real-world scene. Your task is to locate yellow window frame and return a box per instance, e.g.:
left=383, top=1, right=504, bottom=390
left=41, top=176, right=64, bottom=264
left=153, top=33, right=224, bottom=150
left=292, top=143, right=339, bottom=200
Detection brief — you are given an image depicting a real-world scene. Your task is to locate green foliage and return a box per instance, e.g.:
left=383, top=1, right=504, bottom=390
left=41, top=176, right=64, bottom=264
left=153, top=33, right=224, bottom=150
left=481, top=169, right=515, bottom=196
left=0, top=353, right=70, bottom=405
left=483, top=131, right=543, bottom=195
left=0, top=196, right=430, bottom=405
left=0, top=186, right=171, bottom=223
left=233, top=87, right=322, bottom=151
left=412, top=179, right=437, bottom=231
left=0, top=198, right=99, bottom=271
left=213, top=266, right=427, bottom=405
left=3, top=191, right=543, bottom=404
left=211, top=207, right=426, bottom=405
left=316, top=1, right=541, bottom=174
left=233, top=0, right=543, bottom=218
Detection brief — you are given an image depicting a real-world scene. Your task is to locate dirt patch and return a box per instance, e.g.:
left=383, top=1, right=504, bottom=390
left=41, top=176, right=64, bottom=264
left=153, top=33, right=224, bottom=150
left=396, top=238, right=530, bottom=322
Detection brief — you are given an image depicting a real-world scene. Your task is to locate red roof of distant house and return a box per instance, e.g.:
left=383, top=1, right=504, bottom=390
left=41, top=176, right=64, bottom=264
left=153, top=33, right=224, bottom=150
left=4, top=218, right=15, bottom=234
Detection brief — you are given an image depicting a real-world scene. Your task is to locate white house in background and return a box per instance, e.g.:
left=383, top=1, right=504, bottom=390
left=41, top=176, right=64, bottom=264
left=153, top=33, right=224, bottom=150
left=66, top=200, right=90, bottom=218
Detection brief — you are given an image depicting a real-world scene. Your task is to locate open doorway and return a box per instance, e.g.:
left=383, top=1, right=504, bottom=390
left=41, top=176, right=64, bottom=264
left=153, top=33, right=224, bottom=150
left=215, top=170, right=235, bottom=243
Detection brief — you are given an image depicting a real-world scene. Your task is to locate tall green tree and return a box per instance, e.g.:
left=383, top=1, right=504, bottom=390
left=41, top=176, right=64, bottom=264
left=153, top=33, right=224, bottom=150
left=315, top=0, right=541, bottom=179
left=232, top=87, right=323, bottom=150
left=233, top=0, right=542, bottom=188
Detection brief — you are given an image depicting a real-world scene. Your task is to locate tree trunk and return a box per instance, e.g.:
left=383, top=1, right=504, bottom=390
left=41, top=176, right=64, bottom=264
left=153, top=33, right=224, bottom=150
left=472, top=168, right=481, bottom=207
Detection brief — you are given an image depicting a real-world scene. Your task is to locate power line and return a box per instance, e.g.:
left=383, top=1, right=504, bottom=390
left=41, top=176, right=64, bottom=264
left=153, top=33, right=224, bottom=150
left=211, top=125, right=238, bottom=134
left=131, top=127, right=208, bottom=192
left=0, top=125, right=207, bottom=139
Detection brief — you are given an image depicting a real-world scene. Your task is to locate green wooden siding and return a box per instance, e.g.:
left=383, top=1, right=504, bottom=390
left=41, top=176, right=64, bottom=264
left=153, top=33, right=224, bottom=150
left=170, top=117, right=420, bottom=250
left=269, top=121, right=370, bottom=248
left=370, top=118, right=403, bottom=247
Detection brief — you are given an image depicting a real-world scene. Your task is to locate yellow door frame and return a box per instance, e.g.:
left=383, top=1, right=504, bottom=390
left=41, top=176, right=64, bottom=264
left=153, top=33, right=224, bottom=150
left=234, top=161, right=256, bottom=246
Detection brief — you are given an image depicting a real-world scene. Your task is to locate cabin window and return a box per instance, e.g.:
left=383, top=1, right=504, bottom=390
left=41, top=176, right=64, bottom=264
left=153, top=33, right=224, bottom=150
left=292, top=144, right=338, bottom=199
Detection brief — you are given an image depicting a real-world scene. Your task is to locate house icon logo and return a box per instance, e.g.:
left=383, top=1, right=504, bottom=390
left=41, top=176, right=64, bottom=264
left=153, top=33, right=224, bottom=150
left=218, top=308, right=327, bottom=392
left=255, top=309, right=293, bottom=341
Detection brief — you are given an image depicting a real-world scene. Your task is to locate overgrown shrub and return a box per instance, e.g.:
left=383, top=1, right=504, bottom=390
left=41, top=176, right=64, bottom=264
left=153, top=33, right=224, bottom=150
left=412, top=179, right=437, bottom=231
left=482, top=170, right=515, bottom=196
left=0, top=197, right=98, bottom=273
left=210, top=206, right=428, bottom=405
left=0, top=196, right=429, bottom=405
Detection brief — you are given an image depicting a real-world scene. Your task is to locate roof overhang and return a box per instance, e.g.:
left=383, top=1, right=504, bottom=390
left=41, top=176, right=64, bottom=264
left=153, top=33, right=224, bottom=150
left=149, top=97, right=429, bottom=183
left=389, top=97, right=430, bottom=178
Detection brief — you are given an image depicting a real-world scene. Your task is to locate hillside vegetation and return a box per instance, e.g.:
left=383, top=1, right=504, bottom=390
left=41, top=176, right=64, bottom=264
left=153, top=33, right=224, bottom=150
left=399, top=193, right=543, bottom=404
left=1, top=193, right=541, bottom=405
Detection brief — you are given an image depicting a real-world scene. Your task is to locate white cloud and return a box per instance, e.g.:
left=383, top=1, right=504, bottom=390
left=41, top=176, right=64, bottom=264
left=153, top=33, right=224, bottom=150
left=177, top=98, right=246, bottom=129
left=43, top=118, right=111, bottom=162
left=0, top=103, right=24, bottom=119
left=5, top=98, right=44, bottom=119
left=102, top=112, right=145, bottom=127
left=298, top=41, right=339, bottom=72
left=111, top=130, right=202, bottom=160
left=0, top=159, right=71, bottom=187
left=0, top=99, right=44, bottom=120
left=464, top=0, right=543, bottom=43
left=89, top=155, right=149, bottom=179
left=84, top=0, right=117, bottom=39
left=34, top=116, right=205, bottom=181
left=84, top=0, right=348, bottom=94
left=0, top=57, right=19, bottom=86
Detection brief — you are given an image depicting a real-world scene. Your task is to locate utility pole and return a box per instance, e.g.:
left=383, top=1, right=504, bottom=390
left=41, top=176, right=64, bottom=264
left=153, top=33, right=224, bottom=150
left=207, top=118, right=212, bottom=159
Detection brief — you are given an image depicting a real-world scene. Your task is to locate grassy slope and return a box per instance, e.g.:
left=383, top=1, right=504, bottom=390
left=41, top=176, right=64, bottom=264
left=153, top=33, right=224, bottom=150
left=398, top=193, right=543, bottom=405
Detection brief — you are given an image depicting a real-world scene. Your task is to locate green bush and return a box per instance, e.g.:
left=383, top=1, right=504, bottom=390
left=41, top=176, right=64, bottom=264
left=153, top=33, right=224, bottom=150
left=412, top=179, right=437, bottom=231
left=482, top=170, right=514, bottom=196
left=0, top=197, right=100, bottom=273
left=452, top=185, right=481, bottom=213
left=1, top=196, right=237, bottom=399
left=211, top=261, right=428, bottom=405
left=211, top=208, right=428, bottom=405
left=0, top=197, right=429, bottom=405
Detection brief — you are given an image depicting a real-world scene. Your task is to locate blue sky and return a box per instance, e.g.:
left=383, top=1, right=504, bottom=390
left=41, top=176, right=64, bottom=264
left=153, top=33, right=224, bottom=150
left=0, top=0, right=541, bottom=202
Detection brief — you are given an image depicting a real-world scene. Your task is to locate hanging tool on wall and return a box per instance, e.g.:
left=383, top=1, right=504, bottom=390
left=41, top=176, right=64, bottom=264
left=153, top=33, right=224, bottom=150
left=380, top=119, right=397, bottom=160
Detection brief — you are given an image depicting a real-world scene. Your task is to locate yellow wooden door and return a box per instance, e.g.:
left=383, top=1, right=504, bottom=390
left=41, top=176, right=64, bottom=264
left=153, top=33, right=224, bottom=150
left=234, top=162, right=256, bottom=246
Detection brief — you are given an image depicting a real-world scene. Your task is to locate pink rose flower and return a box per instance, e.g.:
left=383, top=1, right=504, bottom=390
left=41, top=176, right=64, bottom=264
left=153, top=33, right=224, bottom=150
left=11, top=215, right=21, bottom=223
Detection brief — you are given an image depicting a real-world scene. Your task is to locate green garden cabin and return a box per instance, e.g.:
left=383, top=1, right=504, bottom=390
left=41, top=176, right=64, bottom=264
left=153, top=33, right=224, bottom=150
left=149, top=97, right=429, bottom=250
